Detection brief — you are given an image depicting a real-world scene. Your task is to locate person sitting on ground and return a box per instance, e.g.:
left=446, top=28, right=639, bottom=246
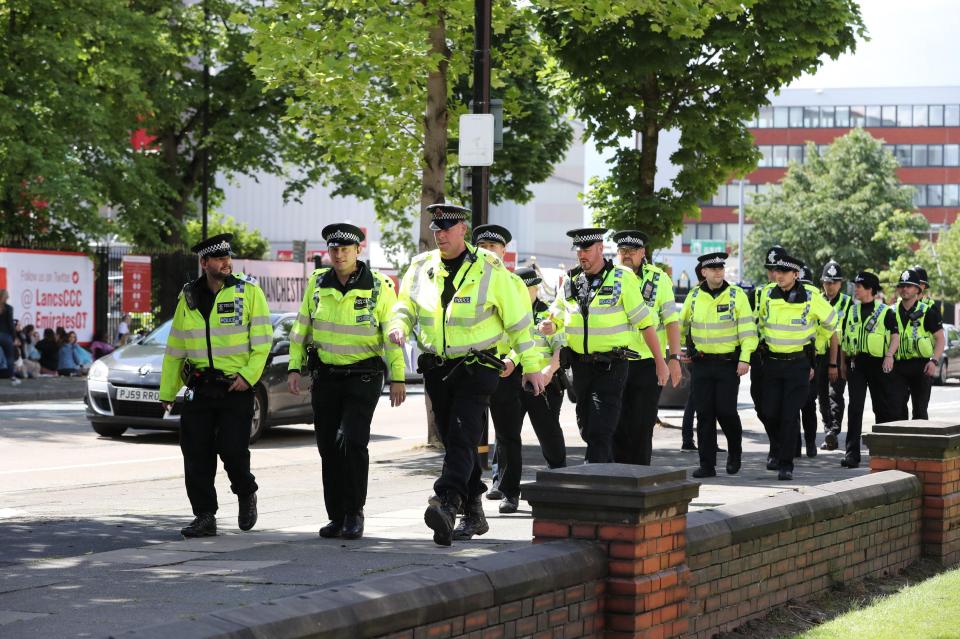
left=89, top=330, right=115, bottom=360
left=57, top=331, right=88, bottom=376
left=36, top=329, right=61, bottom=375
left=14, top=335, right=40, bottom=378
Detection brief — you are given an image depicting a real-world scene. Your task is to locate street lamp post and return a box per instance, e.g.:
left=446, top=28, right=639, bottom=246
left=470, top=0, right=491, bottom=228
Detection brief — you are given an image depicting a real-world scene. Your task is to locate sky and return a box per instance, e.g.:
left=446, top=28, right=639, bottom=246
left=583, top=0, right=960, bottom=211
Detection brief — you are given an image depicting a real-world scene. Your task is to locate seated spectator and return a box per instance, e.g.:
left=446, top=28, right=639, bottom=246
left=36, top=329, right=61, bottom=375
left=90, top=330, right=115, bottom=360
left=16, top=335, right=40, bottom=379
left=57, top=331, right=88, bottom=376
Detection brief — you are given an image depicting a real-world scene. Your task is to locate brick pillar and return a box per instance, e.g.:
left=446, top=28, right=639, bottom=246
left=522, top=464, right=700, bottom=639
left=864, top=420, right=960, bottom=566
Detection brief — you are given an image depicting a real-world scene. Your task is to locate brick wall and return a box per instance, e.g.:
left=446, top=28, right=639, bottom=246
left=683, top=472, right=922, bottom=639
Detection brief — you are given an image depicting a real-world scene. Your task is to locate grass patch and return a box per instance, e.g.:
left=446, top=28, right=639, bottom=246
left=792, top=567, right=960, bottom=639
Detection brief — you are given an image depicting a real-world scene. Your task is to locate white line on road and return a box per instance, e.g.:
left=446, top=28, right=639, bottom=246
left=0, top=455, right=182, bottom=475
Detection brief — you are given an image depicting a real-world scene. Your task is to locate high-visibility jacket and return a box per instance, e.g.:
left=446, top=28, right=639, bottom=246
left=160, top=273, right=272, bottom=402
left=843, top=301, right=894, bottom=358
left=389, top=243, right=538, bottom=371
left=817, top=292, right=853, bottom=354
left=530, top=300, right=565, bottom=371
left=894, top=300, right=936, bottom=360
left=631, top=263, right=679, bottom=359
left=758, top=284, right=838, bottom=354
left=547, top=261, right=655, bottom=355
left=497, top=271, right=533, bottom=361
left=288, top=262, right=404, bottom=382
left=680, top=282, right=757, bottom=362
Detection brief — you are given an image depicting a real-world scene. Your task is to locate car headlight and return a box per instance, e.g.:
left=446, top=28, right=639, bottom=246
left=88, top=360, right=109, bottom=381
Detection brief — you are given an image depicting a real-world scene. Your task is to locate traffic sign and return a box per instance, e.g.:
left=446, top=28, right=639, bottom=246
left=690, top=239, right=726, bottom=255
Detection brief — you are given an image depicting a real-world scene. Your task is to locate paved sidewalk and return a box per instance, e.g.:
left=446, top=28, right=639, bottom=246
left=0, top=376, right=86, bottom=404
left=3, top=376, right=941, bottom=637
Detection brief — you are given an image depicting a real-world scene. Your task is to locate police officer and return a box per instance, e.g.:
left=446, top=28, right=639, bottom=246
left=540, top=228, right=668, bottom=463
left=680, top=253, right=757, bottom=478
left=287, top=224, right=406, bottom=540
left=388, top=204, right=544, bottom=546
left=892, top=268, right=945, bottom=420
left=471, top=223, right=530, bottom=515
left=758, top=254, right=840, bottom=480
left=751, top=245, right=787, bottom=469
left=611, top=230, right=682, bottom=465
left=840, top=271, right=899, bottom=468
left=819, top=260, right=853, bottom=451
left=160, top=234, right=272, bottom=537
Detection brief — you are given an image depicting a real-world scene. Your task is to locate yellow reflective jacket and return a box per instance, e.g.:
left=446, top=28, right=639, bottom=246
left=631, top=263, right=679, bottom=359
left=530, top=299, right=565, bottom=371
left=160, top=273, right=272, bottom=402
left=547, top=261, right=655, bottom=355
left=389, top=243, right=538, bottom=371
left=680, top=281, right=757, bottom=362
left=759, top=284, right=838, bottom=354
left=816, top=292, right=852, bottom=355
left=288, top=262, right=404, bottom=382
left=894, top=300, right=936, bottom=360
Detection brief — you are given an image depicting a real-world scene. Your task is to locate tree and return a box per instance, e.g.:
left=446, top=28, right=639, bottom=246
left=743, top=129, right=929, bottom=284
left=536, top=0, right=866, bottom=249
left=884, top=224, right=960, bottom=302
left=244, top=1, right=572, bottom=265
left=185, top=213, right=270, bottom=259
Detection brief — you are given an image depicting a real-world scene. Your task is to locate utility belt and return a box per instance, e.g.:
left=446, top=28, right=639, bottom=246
left=184, top=366, right=236, bottom=401
left=314, top=356, right=384, bottom=381
left=417, top=348, right=504, bottom=379
left=565, top=346, right=638, bottom=371
left=763, top=350, right=808, bottom=362
left=695, top=349, right=740, bottom=363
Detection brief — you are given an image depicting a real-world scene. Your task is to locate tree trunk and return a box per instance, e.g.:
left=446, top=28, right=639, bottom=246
left=420, top=4, right=450, bottom=447
left=638, top=74, right=660, bottom=198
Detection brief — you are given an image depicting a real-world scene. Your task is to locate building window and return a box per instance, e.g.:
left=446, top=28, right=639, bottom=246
left=946, top=105, right=960, bottom=127
left=897, top=105, right=912, bottom=127
left=711, top=223, right=726, bottom=240
left=850, top=106, right=866, bottom=127
left=913, top=187, right=926, bottom=207
left=866, top=105, right=882, bottom=127
left=945, top=185, right=960, bottom=207
left=930, top=105, right=945, bottom=127
left=945, top=144, right=960, bottom=166
left=803, top=107, right=819, bottom=128
left=788, top=107, right=804, bottom=128
left=696, top=224, right=712, bottom=240
left=772, top=145, right=788, bottom=167
left=758, top=145, right=772, bottom=167
left=912, top=145, right=928, bottom=166
left=881, top=105, right=897, bottom=127
left=895, top=145, right=912, bottom=166
left=913, top=105, right=928, bottom=127
left=773, top=107, right=789, bottom=128
left=928, top=184, right=943, bottom=207
left=788, top=145, right=804, bottom=164
left=928, top=145, right=944, bottom=167
left=820, top=106, right=835, bottom=128
left=682, top=224, right=695, bottom=245
left=835, top=106, right=850, bottom=128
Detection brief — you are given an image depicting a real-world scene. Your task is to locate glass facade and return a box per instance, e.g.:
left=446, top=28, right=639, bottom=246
left=754, top=143, right=960, bottom=168
left=746, top=103, right=960, bottom=128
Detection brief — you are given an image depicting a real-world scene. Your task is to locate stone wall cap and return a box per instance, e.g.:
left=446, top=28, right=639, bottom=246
left=871, top=420, right=960, bottom=436
left=532, top=463, right=690, bottom=490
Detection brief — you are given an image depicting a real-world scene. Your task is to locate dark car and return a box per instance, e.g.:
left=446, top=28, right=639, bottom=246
left=85, top=313, right=312, bottom=442
left=934, top=323, right=960, bottom=385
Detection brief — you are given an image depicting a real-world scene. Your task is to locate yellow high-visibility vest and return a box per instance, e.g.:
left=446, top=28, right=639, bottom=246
left=759, top=285, right=838, bottom=354
left=631, top=263, right=679, bottom=358
left=680, top=282, right=758, bottom=362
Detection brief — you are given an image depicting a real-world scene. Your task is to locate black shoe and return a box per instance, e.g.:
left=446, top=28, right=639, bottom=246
left=692, top=467, right=716, bottom=478
left=342, top=512, right=365, bottom=540
left=318, top=520, right=343, bottom=538
left=766, top=457, right=779, bottom=471
left=238, top=492, right=258, bottom=531
left=806, top=440, right=818, bottom=458
left=716, top=447, right=726, bottom=453
left=181, top=513, right=217, bottom=538
left=498, top=496, right=519, bottom=514
left=726, top=455, right=741, bottom=475
left=424, top=494, right=461, bottom=546
left=840, top=457, right=860, bottom=469
left=486, top=488, right=504, bottom=500
left=778, top=469, right=793, bottom=481
left=453, top=497, right=490, bottom=540
left=821, top=432, right=838, bottom=451
left=681, top=442, right=697, bottom=451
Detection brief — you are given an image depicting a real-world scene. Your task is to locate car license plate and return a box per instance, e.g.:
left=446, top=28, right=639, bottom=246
left=116, top=387, right=160, bottom=402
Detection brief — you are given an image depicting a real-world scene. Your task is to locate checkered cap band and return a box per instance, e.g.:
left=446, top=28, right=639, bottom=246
left=700, top=256, right=725, bottom=268
left=476, top=230, right=506, bottom=245
left=616, top=235, right=645, bottom=247
left=775, top=258, right=802, bottom=272
left=326, top=230, right=361, bottom=244
left=572, top=232, right=604, bottom=244
left=198, top=240, right=231, bottom=258
left=431, top=209, right=469, bottom=221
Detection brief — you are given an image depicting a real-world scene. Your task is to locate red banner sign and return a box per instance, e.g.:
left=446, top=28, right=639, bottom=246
left=122, top=255, right=152, bottom=313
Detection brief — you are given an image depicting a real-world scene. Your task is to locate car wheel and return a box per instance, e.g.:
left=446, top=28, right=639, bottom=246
left=92, top=423, right=128, bottom=438
left=249, top=387, right=267, bottom=444
left=937, top=359, right=949, bottom=386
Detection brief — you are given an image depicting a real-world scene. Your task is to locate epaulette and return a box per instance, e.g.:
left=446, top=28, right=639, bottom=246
left=234, top=272, right=259, bottom=286
left=373, top=270, right=395, bottom=290
left=410, top=252, right=432, bottom=267
left=477, top=247, right=504, bottom=269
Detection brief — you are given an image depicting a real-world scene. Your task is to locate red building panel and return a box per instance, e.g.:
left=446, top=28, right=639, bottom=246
left=750, top=127, right=960, bottom=145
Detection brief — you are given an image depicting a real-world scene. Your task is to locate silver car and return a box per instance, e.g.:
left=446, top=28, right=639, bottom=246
left=85, top=313, right=313, bottom=443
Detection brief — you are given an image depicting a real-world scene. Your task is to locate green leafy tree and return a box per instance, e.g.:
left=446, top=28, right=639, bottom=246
left=245, top=1, right=572, bottom=265
left=884, top=224, right=960, bottom=302
left=536, top=0, right=866, bottom=249
left=185, top=213, right=269, bottom=259
left=744, top=129, right=929, bottom=284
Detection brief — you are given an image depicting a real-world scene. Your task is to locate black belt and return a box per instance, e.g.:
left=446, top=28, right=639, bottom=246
left=416, top=349, right=498, bottom=374
left=317, top=356, right=384, bottom=377
left=764, top=351, right=808, bottom=361
left=696, top=352, right=739, bottom=362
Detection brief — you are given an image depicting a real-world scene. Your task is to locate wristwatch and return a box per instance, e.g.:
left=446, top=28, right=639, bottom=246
left=668, top=354, right=681, bottom=361
left=929, top=358, right=938, bottom=364
left=828, top=363, right=838, bottom=368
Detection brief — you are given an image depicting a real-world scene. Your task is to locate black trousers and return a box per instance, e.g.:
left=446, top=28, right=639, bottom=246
left=179, top=389, right=258, bottom=516
left=571, top=359, right=628, bottom=463
left=892, top=358, right=932, bottom=421
left=846, top=356, right=895, bottom=463
left=761, top=357, right=812, bottom=472
left=750, top=352, right=776, bottom=457
left=520, top=381, right=566, bottom=469
left=817, top=352, right=846, bottom=435
left=311, top=366, right=384, bottom=521
left=682, top=374, right=696, bottom=447
left=692, top=359, right=742, bottom=469
left=613, top=358, right=663, bottom=465
left=489, top=367, right=524, bottom=499
left=425, top=360, right=500, bottom=502
left=798, top=355, right=823, bottom=453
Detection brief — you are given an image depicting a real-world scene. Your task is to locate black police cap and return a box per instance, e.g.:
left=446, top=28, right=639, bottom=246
left=853, top=271, right=881, bottom=292
left=191, top=233, right=234, bottom=258
left=911, top=265, right=930, bottom=286
left=772, top=254, right=803, bottom=273
left=821, top=259, right=844, bottom=282
left=799, top=265, right=813, bottom=284
left=611, top=230, right=648, bottom=249
left=697, top=252, right=728, bottom=268
left=566, top=227, right=608, bottom=248
left=472, top=224, right=512, bottom=246
left=427, top=203, right=471, bottom=231
left=896, top=268, right=924, bottom=288
left=514, top=267, right=542, bottom=287
left=764, top=245, right=787, bottom=269
left=322, top=223, right=365, bottom=247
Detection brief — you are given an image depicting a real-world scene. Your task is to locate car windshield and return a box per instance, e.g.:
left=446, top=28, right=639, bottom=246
left=140, top=320, right=173, bottom=346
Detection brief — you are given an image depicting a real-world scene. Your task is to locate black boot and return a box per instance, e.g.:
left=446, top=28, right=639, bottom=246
left=498, top=496, right=519, bottom=514
left=318, top=520, right=343, bottom=538
left=424, top=493, right=461, bottom=546
left=342, top=512, right=365, bottom=540
left=238, top=492, right=258, bottom=532
left=692, top=467, right=716, bottom=478
left=805, top=438, right=818, bottom=458
left=821, top=432, right=838, bottom=451
left=181, top=512, right=217, bottom=538
left=726, top=452, right=741, bottom=475
left=453, top=497, right=489, bottom=540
